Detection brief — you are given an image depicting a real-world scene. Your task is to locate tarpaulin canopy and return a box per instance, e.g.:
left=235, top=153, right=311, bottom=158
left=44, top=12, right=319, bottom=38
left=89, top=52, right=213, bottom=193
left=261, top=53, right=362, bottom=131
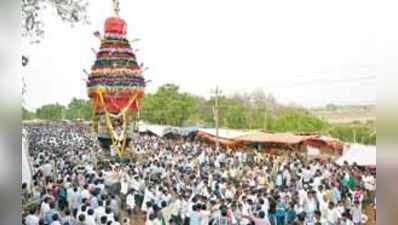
left=137, top=123, right=344, bottom=153
left=234, top=131, right=316, bottom=144
left=138, top=123, right=170, bottom=136
left=138, top=124, right=169, bottom=136
left=138, top=122, right=198, bottom=137
left=304, top=135, right=344, bottom=155
left=336, top=144, right=376, bottom=167
left=163, top=127, right=198, bottom=136
left=198, top=128, right=249, bottom=139
left=196, top=130, right=343, bottom=153
left=196, top=130, right=242, bottom=147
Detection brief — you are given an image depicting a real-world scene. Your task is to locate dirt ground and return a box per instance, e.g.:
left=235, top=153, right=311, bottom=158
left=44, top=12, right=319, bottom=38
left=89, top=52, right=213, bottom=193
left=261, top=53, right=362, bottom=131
left=365, top=204, right=376, bottom=225
left=120, top=210, right=146, bottom=225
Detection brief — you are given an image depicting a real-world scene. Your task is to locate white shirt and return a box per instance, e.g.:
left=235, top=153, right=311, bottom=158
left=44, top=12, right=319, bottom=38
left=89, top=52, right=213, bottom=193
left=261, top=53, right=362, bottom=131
left=363, top=175, right=375, bottom=191
left=327, top=207, right=340, bottom=224
left=40, top=202, right=50, bottom=218
left=306, top=198, right=317, bottom=213
left=86, top=215, right=96, bottom=225
left=50, top=221, right=61, bottom=225
left=312, top=177, right=321, bottom=188
left=25, top=214, right=39, bottom=225
left=126, top=193, right=136, bottom=208
left=302, top=169, right=312, bottom=183
left=67, top=188, right=75, bottom=207
left=121, top=179, right=129, bottom=195
left=95, top=206, right=106, bottom=222
left=351, top=206, right=362, bottom=223
left=200, top=210, right=211, bottom=225
left=41, top=163, right=53, bottom=177
left=298, top=189, right=308, bottom=206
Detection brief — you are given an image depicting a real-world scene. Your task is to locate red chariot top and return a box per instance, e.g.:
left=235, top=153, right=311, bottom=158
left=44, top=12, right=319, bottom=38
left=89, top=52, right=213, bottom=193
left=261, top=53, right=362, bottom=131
left=104, top=16, right=127, bottom=35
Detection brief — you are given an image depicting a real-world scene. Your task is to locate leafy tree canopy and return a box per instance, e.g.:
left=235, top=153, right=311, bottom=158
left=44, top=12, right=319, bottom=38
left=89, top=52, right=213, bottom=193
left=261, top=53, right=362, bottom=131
left=23, top=83, right=375, bottom=144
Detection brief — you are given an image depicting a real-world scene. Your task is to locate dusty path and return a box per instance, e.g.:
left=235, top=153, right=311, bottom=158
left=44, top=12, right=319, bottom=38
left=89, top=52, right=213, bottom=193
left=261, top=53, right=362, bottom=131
left=365, top=204, right=376, bottom=225
left=120, top=210, right=146, bottom=225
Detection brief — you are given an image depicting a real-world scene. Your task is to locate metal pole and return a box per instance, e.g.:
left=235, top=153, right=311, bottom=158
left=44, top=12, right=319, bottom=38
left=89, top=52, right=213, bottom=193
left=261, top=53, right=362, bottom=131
left=215, top=88, right=219, bottom=151
left=212, top=86, right=221, bottom=151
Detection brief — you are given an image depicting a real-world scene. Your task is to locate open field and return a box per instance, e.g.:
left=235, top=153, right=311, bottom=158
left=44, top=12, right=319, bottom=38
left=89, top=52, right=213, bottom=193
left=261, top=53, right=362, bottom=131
left=311, top=105, right=376, bottom=124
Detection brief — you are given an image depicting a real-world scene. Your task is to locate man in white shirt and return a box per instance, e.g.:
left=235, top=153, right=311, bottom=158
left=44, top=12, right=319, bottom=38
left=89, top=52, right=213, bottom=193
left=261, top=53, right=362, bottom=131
left=327, top=202, right=340, bottom=225
left=298, top=188, right=308, bottom=207
left=305, top=193, right=318, bottom=220
left=25, top=209, right=39, bottom=225
left=363, top=174, right=375, bottom=192
left=95, top=200, right=106, bottom=223
left=312, top=210, right=327, bottom=225
left=86, top=208, right=96, bottom=225
left=302, top=166, right=313, bottom=184
left=67, top=185, right=75, bottom=210
left=40, top=197, right=50, bottom=220
left=41, top=161, right=53, bottom=178
left=351, top=201, right=362, bottom=225
left=126, top=190, right=136, bottom=215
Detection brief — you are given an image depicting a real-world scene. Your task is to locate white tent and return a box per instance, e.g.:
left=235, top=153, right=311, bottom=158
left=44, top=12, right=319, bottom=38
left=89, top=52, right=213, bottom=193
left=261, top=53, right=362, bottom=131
left=336, top=144, right=376, bottom=167
left=139, top=124, right=169, bottom=136
left=198, top=128, right=248, bottom=139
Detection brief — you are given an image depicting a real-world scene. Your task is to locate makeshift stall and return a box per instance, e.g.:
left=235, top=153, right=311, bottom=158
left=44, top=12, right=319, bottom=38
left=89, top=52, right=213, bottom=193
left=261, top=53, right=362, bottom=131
left=336, top=144, right=376, bottom=167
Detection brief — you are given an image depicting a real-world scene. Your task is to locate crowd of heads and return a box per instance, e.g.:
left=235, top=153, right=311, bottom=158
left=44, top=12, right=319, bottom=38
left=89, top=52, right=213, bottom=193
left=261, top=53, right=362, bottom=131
left=23, top=122, right=376, bottom=225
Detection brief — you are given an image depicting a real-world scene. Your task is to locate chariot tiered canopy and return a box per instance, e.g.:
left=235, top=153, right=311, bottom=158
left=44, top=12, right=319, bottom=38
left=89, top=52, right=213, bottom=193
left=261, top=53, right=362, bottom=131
left=87, top=0, right=145, bottom=157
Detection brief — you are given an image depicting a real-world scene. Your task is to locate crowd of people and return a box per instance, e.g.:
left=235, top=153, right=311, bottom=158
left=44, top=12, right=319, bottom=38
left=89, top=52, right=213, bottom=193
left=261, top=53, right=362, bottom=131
left=22, top=122, right=376, bottom=225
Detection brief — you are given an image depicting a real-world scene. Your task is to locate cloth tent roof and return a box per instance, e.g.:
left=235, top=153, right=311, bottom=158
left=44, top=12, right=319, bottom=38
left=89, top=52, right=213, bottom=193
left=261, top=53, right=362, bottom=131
left=336, top=144, right=376, bottom=166
left=138, top=122, right=198, bottom=137
left=196, top=129, right=342, bottom=152
left=235, top=131, right=316, bottom=144
left=138, top=123, right=170, bottom=136
left=136, top=123, right=343, bottom=152
left=163, top=127, right=198, bottom=136
left=197, top=128, right=249, bottom=139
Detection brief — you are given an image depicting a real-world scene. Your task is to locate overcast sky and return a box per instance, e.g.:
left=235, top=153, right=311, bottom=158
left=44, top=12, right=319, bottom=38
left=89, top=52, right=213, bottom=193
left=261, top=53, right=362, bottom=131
left=23, top=0, right=395, bottom=110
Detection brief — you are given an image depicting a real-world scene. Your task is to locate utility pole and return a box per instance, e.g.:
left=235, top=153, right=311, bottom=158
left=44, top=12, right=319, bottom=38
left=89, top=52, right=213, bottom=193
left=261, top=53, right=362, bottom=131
left=212, top=86, right=222, bottom=151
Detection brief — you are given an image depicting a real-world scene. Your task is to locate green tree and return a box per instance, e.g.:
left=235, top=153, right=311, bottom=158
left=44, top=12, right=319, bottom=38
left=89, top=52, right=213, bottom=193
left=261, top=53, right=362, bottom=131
left=36, top=103, right=66, bottom=120
left=270, top=110, right=329, bottom=133
left=140, top=84, right=199, bottom=126
left=26, top=83, right=375, bottom=145
left=328, top=124, right=376, bottom=145
left=224, top=101, right=248, bottom=129
left=65, top=98, right=92, bottom=121
left=22, top=107, right=36, bottom=120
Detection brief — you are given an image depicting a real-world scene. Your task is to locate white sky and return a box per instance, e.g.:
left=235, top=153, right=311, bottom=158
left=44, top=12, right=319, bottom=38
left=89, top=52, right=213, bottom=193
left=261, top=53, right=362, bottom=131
left=23, top=0, right=396, bottom=110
